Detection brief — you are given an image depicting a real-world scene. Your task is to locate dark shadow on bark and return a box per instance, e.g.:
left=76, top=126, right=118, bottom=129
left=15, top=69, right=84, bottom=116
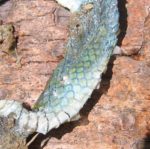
left=117, top=0, right=128, bottom=46
left=143, top=132, right=150, bottom=149
left=0, top=0, right=9, bottom=5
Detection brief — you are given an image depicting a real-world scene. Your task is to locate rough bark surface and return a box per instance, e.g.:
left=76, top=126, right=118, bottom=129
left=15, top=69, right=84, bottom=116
left=0, top=0, right=150, bottom=149
left=0, top=116, right=27, bottom=149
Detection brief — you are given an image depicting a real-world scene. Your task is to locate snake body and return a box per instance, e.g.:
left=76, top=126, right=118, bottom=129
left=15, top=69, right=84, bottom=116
left=0, top=0, right=119, bottom=137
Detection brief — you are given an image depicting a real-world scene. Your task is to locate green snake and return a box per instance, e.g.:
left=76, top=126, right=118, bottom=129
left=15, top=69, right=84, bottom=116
left=0, top=0, right=119, bottom=147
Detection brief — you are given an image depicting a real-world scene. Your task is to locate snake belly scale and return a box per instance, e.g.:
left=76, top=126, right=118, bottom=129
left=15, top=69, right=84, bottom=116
left=0, top=0, right=119, bottom=136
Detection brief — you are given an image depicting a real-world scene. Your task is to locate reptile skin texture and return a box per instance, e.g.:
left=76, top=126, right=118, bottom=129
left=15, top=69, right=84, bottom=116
left=0, top=0, right=119, bottom=141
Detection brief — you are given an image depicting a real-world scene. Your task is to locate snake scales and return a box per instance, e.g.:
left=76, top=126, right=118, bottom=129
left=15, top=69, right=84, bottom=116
left=0, top=0, right=119, bottom=147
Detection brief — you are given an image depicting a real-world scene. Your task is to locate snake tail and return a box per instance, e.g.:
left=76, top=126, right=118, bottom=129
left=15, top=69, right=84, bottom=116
left=0, top=0, right=119, bottom=137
